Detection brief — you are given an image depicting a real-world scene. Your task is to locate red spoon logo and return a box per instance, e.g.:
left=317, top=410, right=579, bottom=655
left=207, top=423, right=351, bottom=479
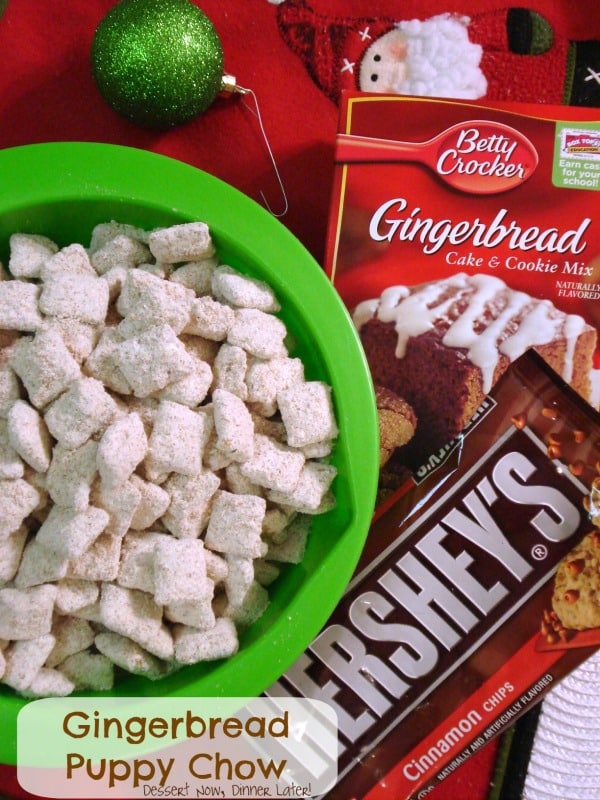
left=336, top=120, right=539, bottom=194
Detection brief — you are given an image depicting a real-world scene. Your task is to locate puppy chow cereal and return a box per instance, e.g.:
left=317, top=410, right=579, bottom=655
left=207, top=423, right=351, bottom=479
left=0, top=219, right=338, bottom=696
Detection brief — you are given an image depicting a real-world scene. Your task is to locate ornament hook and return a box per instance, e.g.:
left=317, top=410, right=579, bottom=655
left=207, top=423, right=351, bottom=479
left=222, top=76, right=289, bottom=218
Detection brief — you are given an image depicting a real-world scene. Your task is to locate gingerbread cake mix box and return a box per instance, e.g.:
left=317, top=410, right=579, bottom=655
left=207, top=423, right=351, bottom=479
left=325, top=93, right=600, bottom=490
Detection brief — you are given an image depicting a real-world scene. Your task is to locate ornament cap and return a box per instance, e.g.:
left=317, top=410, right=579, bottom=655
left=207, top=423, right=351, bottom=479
left=220, top=73, right=250, bottom=96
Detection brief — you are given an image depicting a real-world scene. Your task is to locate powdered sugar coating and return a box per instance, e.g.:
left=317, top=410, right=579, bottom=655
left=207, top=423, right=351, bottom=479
left=0, top=219, right=338, bottom=696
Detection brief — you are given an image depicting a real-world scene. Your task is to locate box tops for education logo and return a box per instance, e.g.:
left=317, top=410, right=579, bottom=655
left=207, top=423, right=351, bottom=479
left=560, top=128, right=600, bottom=159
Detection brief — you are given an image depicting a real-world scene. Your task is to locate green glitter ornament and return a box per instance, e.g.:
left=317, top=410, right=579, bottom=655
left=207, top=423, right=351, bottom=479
left=91, top=0, right=230, bottom=129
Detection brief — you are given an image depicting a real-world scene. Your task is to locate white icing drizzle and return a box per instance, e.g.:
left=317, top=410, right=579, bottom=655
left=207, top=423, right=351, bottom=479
left=352, top=272, right=589, bottom=394
left=378, top=274, right=467, bottom=359
left=352, top=298, right=382, bottom=331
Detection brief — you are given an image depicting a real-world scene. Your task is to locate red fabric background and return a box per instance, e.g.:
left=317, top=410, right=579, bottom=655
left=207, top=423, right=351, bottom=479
left=0, top=1, right=599, bottom=798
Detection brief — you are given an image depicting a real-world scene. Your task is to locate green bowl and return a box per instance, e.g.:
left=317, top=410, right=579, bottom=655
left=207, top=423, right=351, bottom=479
left=0, top=142, right=378, bottom=764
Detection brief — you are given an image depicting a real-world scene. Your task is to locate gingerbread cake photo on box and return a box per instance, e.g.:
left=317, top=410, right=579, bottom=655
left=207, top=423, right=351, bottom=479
left=354, top=271, right=598, bottom=471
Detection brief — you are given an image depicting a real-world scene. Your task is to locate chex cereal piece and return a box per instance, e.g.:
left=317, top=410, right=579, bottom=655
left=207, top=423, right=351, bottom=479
left=212, top=265, right=281, bottom=312
left=2, top=635, right=56, bottom=692
left=97, top=412, right=147, bottom=487
left=170, top=258, right=218, bottom=294
left=301, top=440, right=333, bottom=459
left=121, top=396, right=158, bottom=432
left=36, top=504, right=108, bottom=560
left=262, top=507, right=296, bottom=543
left=157, top=351, right=213, bottom=408
left=205, top=490, right=267, bottom=558
left=115, top=325, right=194, bottom=398
left=204, top=440, right=232, bottom=472
left=154, top=538, right=211, bottom=606
left=185, top=295, right=234, bottom=341
left=0, top=354, right=21, bottom=419
left=0, top=477, right=41, bottom=532
left=40, top=243, right=96, bottom=279
left=21, top=667, right=75, bottom=698
left=67, top=600, right=103, bottom=623
left=212, top=388, right=254, bottom=462
left=94, top=632, right=167, bottom=680
left=162, top=471, right=220, bottom=539
left=173, top=617, right=238, bottom=664
left=227, top=308, right=288, bottom=360
left=89, top=221, right=149, bottom=253
left=148, top=221, right=215, bottom=264
left=253, top=559, right=280, bottom=587
left=225, top=581, right=269, bottom=627
left=99, top=583, right=174, bottom=660
left=0, top=282, right=43, bottom=332
left=268, top=462, right=337, bottom=513
left=0, top=418, right=24, bottom=479
left=118, top=531, right=170, bottom=593
left=0, top=584, right=57, bottom=639
left=9, top=329, right=81, bottom=409
left=59, top=650, right=114, bottom=691
left=0, top=526, right=28, bottom=584
left=205, top=551, right=228, bottom=584
left=20, top=668, right=75, bottom=698
left=246, top=356, right=305, bottom=417
left=277, top=381, right=338, bottom=447
left=137, top=261, right=174, bottom=279
left=69, top=533, right=122, bottom=582
left=39, top=271, right=109, bottom=326
left=116, top=269, right=195, bottom=337
left=212, top=344, right=248, bottom=399
left=84, top=327, right=132, bottom=395
left=129, top=474, right=170, bottom=530
left=45, top=377, right=119, bottom=450
left=224, top=556, right=254, bottom=607
left=8, top=233, right=58, bottom=279
left=46, top=616, right=95, bottom=668
left=239, top=434, right=305, bottom=494
left=23, top=467, right=48, bottom=513
left=266, top=515, right=312, bottom=564
left=225, top=462, right=263, bottom=497
left=102, top=264, right=129, bottom=302
left=147, top=400, right=207, bottom=477
left=14, top=538, right=69, bottom=588
left=165, top=596, right=216, bottom=631
left=41, top=318, right=100, bottom=364
left=46, top=440, right=98, bottom=510
left=91, top=480, right=141, bottom=538
left=55, top=579, right=99, bottom=615
left=90, top=233, right=151, bottom=275
left=180, top=333, right=220, bottom=365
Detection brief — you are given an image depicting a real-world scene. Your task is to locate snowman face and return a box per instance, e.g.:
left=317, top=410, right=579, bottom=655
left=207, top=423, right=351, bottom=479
left=358, top=29, right=408, bottom=93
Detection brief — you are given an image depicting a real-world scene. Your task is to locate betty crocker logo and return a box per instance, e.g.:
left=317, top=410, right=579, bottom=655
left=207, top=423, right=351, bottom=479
left=336, top=120, right=539, bottom=194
